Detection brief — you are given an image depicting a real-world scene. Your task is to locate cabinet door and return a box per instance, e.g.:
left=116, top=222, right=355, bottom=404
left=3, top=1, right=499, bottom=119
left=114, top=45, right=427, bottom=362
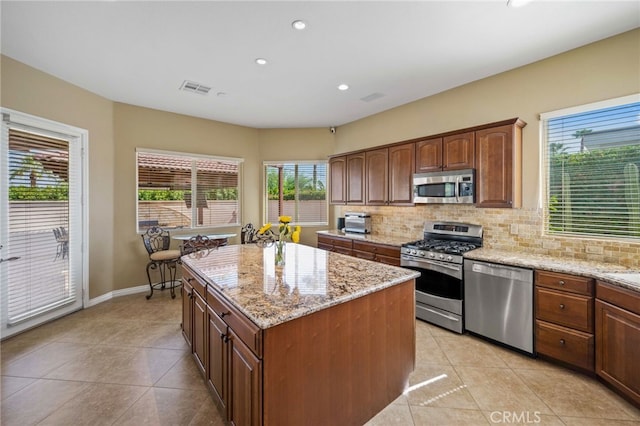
left=229, top=329, right=262, bottom=426
left=415, top=137, right=443, bottom=172
left=596, top=299, right=640, bottom=406
left=329, top=156, right=347, bottom=204
left=443, top=132, right=474, bottom=170
left=388, top=143, right=415, bottom=205
left=346, top=153, right=365, bottom=205
left=365, top=148, right=388, bottom=205
left=475, top=124, right=514, bottom=207
left=181, top=280, right=193, bottom=347
left=208, top=306, right=229, bottom=412
left=193, top=290, right=207, bottom=375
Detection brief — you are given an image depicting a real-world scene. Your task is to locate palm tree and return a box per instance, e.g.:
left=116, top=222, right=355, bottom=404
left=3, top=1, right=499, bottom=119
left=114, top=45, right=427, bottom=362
left=9, top=155, right=46, bottom=188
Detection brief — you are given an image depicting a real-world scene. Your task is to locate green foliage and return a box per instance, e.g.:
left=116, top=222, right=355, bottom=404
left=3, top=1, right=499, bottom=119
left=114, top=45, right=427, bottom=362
left=138, top=189, right=185, bottom=201
left=9, top=184, right=69, bottom=200
left=266, top=165, right=326, bottom=201
left=549, top=143, right=640, bottom=238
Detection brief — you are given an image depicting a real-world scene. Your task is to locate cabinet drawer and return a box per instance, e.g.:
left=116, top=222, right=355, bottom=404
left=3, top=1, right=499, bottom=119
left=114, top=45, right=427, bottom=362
left=207, top=287, right=263, bottom=358
left=183, top=266, right=206, bottom=297
left=536, top=320, right=594, bottom=371
left=352, top=241, right=400, bottom=258
left=317, top=234, right=352, bottom=249
left=535, top=270, right=594, bottom=296
left=536, top=287, right=593, bottom=333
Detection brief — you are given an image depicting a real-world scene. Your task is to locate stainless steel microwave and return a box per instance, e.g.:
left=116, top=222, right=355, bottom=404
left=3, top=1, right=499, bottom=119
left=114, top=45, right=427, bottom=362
left=413, top=169, right=475, bottom=204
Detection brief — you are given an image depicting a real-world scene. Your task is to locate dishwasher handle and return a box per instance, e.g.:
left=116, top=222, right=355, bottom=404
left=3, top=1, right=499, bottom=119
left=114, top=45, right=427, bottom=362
left=469, top=261, right=532, bottom=282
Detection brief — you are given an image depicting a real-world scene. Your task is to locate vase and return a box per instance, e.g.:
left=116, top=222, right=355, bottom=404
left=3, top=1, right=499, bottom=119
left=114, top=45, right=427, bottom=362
left=274, top=241, right=286, bottom=267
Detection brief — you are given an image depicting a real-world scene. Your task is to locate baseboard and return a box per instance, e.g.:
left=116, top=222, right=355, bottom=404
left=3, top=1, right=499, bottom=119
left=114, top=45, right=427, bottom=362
left=86, top=284, right=149, bottom=307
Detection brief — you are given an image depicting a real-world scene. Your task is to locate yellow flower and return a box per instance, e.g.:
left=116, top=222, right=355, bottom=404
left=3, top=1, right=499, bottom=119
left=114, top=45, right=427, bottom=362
left=258, top=223, right=272, bottom=234
left=291, top=229, right=300, bottom=243
left=279, top=215, right=292, bottom=224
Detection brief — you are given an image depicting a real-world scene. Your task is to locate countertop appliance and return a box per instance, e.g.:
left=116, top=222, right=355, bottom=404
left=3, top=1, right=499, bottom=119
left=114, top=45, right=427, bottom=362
left=464, top=259, right=534, bottom=354
left=401, top=221, right=482, bottom=333
left=344, top=212, right=372, bottom=234
left=413, top=168, right=474, bottom=204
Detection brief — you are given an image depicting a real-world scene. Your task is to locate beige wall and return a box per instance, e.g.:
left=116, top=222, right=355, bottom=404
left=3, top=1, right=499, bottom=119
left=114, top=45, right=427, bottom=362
left=2, top=28, right=639, bottom=298
left=332, top=29, right=640, bottom=268
left=1, top=55, right=116, bottom=298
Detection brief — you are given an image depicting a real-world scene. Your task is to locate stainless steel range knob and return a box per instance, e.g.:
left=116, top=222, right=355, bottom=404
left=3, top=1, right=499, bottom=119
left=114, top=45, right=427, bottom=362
left=428, top=253, right=435, bottom=258
left=438, top=254, right=445, bottom=260
left=446, top=256, right=453, bottom=261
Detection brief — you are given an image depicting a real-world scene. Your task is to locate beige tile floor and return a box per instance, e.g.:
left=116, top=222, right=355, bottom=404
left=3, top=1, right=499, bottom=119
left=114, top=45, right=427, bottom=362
left=1, top=290, right=639, bottom=426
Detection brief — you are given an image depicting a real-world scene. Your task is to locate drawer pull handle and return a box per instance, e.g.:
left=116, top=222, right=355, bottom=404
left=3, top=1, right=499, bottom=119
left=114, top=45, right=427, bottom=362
left=220, top=333, right=225, bottom=340
left=559, top=339, right=566, bottom=345
left=186, top=277, right=193, bottom=283
left=559, top=304, right=565, bottom=310
left=220, top=311, right=230, bottom=318
left=558, top=280, right=565, bottom=286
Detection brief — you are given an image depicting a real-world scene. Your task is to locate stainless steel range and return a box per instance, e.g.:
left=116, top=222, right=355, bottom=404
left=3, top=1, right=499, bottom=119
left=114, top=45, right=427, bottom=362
left=401, top=221, right=483, bottom=333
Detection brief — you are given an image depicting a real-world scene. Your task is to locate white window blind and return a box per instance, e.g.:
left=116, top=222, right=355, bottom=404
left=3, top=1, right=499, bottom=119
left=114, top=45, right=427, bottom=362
left=136, top=150, right=242, bottom=232
left=264, top=161, right=328, bottom=225
left=542, top=96, right=640, bottom=239
left=6, top=129, right=78, bottom=323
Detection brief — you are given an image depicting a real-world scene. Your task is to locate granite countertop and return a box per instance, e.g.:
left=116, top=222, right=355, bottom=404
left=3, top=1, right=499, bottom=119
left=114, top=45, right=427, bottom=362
left=181, top=243, right=420, bottom=330
left=317, top=230, right=410, bottom=247
left=465, top=248, right=640, bottom=293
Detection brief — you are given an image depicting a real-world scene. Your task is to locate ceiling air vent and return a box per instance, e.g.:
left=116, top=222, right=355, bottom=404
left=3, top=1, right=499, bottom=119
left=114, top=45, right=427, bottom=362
left=360, top=93, right=385, bottom=103
left=180, top=80, right=211, bottom=95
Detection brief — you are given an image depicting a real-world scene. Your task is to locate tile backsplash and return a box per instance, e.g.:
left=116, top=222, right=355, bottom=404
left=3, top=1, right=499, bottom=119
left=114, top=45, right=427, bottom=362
left=337, top=205, right=640, bottom=269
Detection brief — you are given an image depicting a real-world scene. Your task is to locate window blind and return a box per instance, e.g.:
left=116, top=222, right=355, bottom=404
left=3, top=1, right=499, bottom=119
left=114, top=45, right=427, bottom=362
left=6, top=129, right=77, bottom=324
left=137, top=150, right=242, bottom=232
left=265, top=162, right=328, bottom=225
left=542, top=98, right=640, bottom=239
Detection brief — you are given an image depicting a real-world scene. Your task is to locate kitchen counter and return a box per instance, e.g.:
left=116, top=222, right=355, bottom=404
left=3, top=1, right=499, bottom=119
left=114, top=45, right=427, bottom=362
left=464, top=248, right=640, bottom=293
left=316, top=229, right=409, bottom=247
left=181, top=242, right=420, bottom=329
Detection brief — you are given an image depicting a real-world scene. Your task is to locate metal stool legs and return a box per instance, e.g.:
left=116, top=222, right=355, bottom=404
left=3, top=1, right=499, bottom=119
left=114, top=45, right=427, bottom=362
left=146, top=260, right=178, bottom=299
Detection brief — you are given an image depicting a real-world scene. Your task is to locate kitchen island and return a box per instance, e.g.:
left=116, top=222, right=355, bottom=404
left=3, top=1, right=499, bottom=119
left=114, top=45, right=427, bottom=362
left=181, top=243, right=419, bottom=426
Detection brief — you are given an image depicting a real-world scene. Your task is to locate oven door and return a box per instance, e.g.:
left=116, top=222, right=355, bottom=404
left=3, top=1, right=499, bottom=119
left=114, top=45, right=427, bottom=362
left=400, top=256, right=462, bottom=299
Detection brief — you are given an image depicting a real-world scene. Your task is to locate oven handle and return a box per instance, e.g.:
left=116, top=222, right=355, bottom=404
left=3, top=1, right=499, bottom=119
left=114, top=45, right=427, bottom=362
left=423, top=307, right=460, bottom=322
left=412, top=257, right=461, bottom=272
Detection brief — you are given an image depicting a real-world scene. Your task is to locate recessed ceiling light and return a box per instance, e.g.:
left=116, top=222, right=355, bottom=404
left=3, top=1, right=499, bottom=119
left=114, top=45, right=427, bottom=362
left=255, top=58, right=268, bottom=65
left=337, top=84, right=350, bottom=91
left=507, top=0, right=534, bottom=7
left=292, top=20, right=307, bottom=30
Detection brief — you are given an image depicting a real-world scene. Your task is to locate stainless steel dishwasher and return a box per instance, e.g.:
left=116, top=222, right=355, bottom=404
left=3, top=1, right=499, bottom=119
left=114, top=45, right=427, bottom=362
left=463, top=259, right=534, bottom=354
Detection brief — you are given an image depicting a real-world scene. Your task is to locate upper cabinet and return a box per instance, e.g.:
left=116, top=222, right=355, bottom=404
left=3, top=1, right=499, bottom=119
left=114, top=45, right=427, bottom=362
left=443, top=132, right=475, bottom=170
left=415, top=132, right=475, bottom=173
left=475, top=120, right=525, bottom=208
left=330, top=118, right=525, bottom=208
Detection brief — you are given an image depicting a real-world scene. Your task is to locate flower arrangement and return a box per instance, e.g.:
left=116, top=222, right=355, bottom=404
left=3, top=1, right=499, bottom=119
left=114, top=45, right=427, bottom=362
left=258, top=216, right=301, bottom=266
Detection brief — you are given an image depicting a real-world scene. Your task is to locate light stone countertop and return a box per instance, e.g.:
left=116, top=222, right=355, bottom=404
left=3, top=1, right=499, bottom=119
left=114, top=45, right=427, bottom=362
left=316, top=231, right=640, bottom=293
left=181, top=243, right=420, bottom=330
left=464, top=248, right=640, bottom=293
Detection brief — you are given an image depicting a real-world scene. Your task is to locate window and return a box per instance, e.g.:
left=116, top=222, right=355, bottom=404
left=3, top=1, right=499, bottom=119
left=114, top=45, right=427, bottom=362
left=136, top=149, right=242, bottom=232
left=541, top=95, right=640, bottom=240
left=264, top=161, right=328, bottom=225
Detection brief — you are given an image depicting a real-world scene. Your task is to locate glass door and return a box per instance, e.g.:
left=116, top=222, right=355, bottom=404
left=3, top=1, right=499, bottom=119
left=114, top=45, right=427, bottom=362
left=0, top=110, right=86, bottom=339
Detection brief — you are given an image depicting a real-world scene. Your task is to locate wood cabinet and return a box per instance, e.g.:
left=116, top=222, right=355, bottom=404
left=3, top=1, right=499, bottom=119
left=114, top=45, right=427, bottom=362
left=317, top=233, right=353, bottom=255
left=535, top=270, right=595, bottom=372
left=346, top=153, right=365, bottom=205
left=365, top=148, right=388, bottom=205
left=351, top=240, right=401, bottom=266
left=365, top=143, right=415, bottom=206
left=475, top=120, right=525, bottom=208
left=443, top=131, right=475, bottom=170
left=193, top=290, right=207, bottom=375
left=329, top=156, right=346, bottom=204
left=317, top=234, right=400, bottom=266
left=595, top=281, right=640, bottom=406
left=415, top=137, right=443, bottom=173
left=415, top=132, right=474, bottom=172
left=388, top=143, right=415, bottom=205
left=181, top=278, right=193, bottom=347
left=183, top=261, right=416, bottom=425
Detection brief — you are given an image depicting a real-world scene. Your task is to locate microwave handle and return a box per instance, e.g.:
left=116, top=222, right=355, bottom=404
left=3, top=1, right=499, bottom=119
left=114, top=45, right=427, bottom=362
left=455, top=176, right=460, bottom=202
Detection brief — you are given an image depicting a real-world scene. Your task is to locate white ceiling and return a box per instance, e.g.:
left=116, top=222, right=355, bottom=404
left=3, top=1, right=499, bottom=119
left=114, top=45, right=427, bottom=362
left=1, top=1, right=639, bottom=129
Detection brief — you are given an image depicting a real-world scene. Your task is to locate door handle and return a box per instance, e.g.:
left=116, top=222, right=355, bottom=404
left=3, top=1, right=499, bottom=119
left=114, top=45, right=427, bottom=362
left=0, top=257, right=20, bottom=264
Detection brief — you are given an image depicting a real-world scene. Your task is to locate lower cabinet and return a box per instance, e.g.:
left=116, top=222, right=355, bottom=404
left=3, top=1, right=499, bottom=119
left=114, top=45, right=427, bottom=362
left=181, top=279, right=193, bottom=347
left=317, top=234, right=400, bottom=266
left=595, top=281, right=640, bottom=406
left=193, top=290, right=207, bottom=375
left=229, top=329, right=262, bottom=426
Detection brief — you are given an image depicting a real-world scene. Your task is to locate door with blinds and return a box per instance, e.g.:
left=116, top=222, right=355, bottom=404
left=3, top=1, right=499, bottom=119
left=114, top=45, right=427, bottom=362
left=1, top=110, right=86, bottom=339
